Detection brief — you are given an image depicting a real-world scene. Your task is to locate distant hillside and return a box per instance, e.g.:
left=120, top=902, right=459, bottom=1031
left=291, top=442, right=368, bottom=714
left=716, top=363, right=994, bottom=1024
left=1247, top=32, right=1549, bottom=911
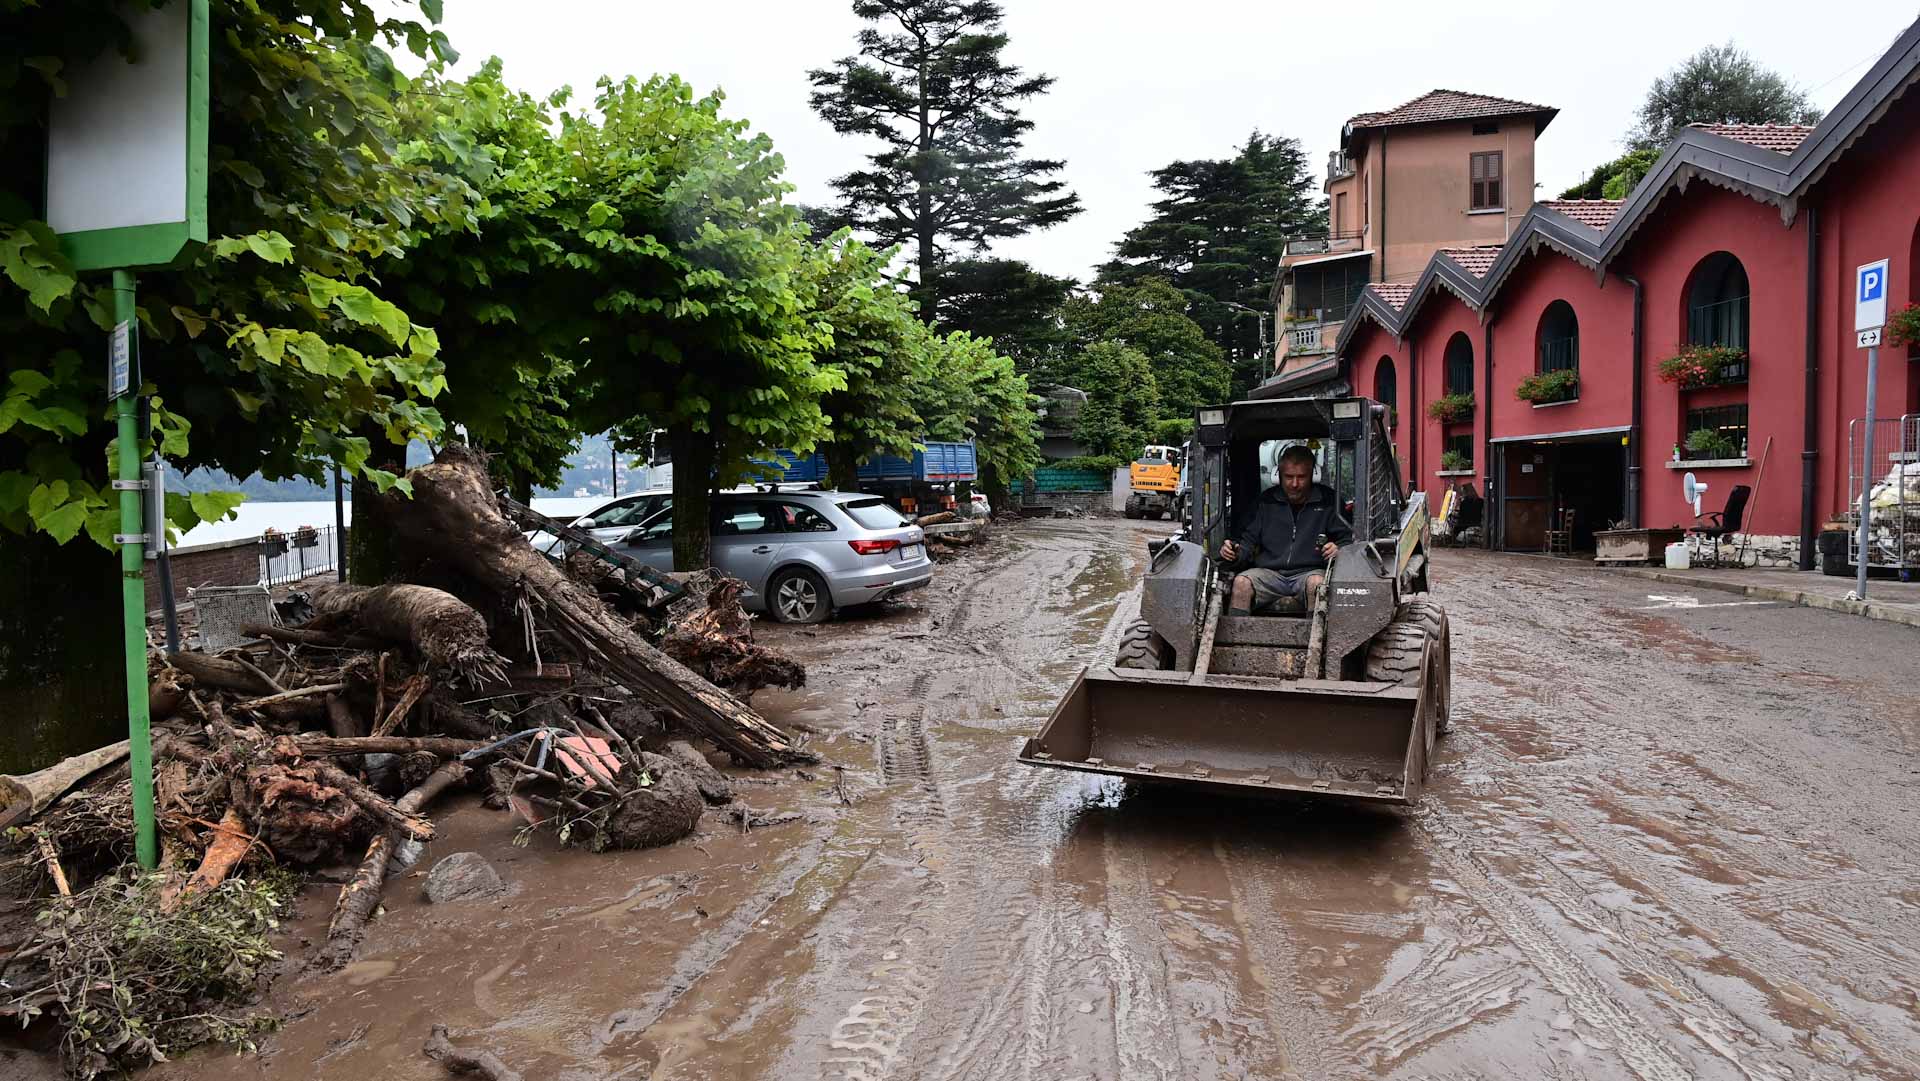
left=164, top=434, right=661, bottom=502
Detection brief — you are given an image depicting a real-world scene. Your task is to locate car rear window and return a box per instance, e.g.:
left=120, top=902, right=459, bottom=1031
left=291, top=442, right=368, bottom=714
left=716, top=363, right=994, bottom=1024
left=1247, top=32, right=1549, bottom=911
left=841, top=498, right=909, bottom=530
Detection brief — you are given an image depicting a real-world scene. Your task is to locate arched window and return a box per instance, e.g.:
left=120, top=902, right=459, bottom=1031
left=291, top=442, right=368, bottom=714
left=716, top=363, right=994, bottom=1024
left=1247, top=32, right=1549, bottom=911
left=1444, top=332, right=1474, bottom=396
left=1373, top=357, right=1397, bottom=423
left=1537, top=300, right=1578, bottom=373
left=1685, top=252, right=1749, bottom=351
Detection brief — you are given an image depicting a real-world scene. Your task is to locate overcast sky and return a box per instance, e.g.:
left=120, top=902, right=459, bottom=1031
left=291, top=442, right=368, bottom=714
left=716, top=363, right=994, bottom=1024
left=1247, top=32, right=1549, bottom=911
left=415, top=1, right=1916, bottom=283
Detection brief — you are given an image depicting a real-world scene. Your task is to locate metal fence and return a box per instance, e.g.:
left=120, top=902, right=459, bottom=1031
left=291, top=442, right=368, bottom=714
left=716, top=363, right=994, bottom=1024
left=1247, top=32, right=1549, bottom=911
left=1847, top=414, right=1920, bottom=570
left=260, top=525, right=345, bottom=585
left=1686, top=295, right=1749, bottom=351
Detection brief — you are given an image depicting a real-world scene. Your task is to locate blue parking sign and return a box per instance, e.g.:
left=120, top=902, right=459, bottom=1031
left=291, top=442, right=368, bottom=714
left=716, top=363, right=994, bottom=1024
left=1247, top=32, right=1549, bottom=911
left=1855, top=259, right=1889, bottom=332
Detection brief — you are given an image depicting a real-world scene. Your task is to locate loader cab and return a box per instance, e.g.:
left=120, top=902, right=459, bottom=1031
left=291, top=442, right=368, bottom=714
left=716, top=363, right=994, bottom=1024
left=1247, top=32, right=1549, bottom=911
left=1192, top=396, right=1405, bottom=557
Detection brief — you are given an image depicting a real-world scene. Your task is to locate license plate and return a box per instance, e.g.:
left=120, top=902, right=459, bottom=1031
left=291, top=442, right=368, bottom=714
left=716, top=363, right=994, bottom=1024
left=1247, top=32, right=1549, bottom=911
left=898, top=543, right=924, bottom=562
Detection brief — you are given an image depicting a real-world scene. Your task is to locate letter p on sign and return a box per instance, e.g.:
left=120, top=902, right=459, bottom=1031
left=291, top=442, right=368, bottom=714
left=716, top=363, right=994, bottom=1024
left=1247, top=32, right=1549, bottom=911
left=1856, top=258, right=1889, bottom=332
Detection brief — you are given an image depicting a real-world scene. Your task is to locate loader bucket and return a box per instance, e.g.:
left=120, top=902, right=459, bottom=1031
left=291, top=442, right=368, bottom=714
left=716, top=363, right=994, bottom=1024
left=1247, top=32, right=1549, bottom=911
left=1018, top=666, right=1433, bottom=805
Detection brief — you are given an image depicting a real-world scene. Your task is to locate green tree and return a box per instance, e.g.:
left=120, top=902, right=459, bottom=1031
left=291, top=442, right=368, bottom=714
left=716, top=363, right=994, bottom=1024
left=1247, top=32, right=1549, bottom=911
left=1558, top=147, right=1660, bottom=200
left=1628, top=43, right=1821, bottom=151
left=555, top=75, right=838, bottom=570
left=1100, top=132, right=1321, bottom=397
left=910, top=331, right=1040, bottom=507
left=932, top=257, right=1074, bottom=376
left=804, top=232, right=929, bottom=490
left=1070, top=342, right=1158, bottom=462
left=808, top=0, right=1082, bottom=317
left=1063, top=278, right=1228, bottom=422
left=1, top=0, right=465, bottom=767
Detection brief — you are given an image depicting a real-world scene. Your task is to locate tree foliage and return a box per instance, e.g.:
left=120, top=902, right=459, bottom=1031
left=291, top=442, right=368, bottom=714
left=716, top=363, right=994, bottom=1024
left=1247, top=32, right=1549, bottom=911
left=803, top=233, right=929, bottom=490
left=808, top=0, right=1081, bottom=315
left=1557, top=147, right=1660, bottom=200
left=908, top=331, right=1041, bottom=496
left=1070, top=342, right=1157, bottom=462
left=933, top=256, right=1074, bottom=376
left=1063, top=278, right=1227, bottom=422
left=1628, top=43, right=1821, bottom=151
left=1100, top=132, right=1322, bottom=397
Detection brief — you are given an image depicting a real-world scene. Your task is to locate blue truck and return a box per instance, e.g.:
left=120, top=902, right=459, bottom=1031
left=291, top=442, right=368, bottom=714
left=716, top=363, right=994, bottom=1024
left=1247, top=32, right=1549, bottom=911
left=759, top=441, right=978, bottom=515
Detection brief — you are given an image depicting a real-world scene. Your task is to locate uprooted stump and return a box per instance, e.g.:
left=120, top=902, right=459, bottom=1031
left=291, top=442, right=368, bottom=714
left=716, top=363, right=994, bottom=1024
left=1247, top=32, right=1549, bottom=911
left=660, top=575, right=805, bottom=696
left=599, top=752, right=704, bottom=849
left=309, top=583, right=509, bottom=688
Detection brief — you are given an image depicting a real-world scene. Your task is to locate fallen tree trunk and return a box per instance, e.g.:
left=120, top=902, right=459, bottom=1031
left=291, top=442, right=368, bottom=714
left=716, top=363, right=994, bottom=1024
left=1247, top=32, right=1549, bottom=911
left=294, top=735, right=485, bottom=759
left=309, top=584, right=508, bottom=687
left=317, top=760, right=467, bottom=971
left=0, top=740, right=132, bottom=830
left=168, top=652, right=277, bottom=696
left=385, top=447, right=810, bottom=767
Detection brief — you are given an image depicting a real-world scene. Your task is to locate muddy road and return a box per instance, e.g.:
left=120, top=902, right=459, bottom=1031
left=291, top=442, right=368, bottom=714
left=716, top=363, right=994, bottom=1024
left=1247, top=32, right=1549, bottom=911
left=141, top=518, right=1920, bottom=1081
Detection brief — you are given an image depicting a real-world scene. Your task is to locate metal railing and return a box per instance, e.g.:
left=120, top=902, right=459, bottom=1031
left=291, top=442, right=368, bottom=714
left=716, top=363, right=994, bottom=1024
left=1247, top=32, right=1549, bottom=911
left=1283, top=231, right=1366, bottom=257
left=1686, top=295, right=1749, bottom=351
left=1538, top=336, right=1577, bottom=373
left=260, top=525, right=344, bottom=586
left=1848, top=414, right=1920, bottom=571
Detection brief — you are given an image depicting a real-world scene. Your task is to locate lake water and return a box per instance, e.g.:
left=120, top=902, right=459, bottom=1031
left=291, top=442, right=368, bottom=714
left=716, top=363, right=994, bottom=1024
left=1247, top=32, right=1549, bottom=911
left=177, top=495, right=609, bottom=547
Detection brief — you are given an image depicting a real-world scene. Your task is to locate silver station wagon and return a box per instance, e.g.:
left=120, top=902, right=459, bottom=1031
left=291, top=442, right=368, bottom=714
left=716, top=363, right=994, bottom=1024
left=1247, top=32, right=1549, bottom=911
left=616, top=490, right=933, bottom=623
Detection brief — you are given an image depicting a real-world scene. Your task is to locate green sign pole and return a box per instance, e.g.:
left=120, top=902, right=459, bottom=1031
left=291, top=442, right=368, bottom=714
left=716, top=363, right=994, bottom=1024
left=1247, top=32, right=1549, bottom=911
left=112, top=269, right=157, bottom=870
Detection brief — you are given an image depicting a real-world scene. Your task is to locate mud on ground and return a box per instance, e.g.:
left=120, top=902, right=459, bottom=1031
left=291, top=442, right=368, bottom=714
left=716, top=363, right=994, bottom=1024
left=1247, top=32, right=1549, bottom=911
left=104, top=519, right=1920, bottom=1081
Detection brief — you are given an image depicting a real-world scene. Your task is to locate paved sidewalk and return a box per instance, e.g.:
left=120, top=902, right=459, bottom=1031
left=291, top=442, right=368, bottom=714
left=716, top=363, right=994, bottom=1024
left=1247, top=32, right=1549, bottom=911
left=1595, top=561, right=1920, bottom=628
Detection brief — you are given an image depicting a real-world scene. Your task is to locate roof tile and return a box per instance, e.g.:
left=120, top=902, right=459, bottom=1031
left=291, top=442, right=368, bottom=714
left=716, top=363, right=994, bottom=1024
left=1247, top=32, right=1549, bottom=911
left=1349, top=89, right=1555, bottom=130
left=1369, top=283, right=1413, bottom=310
left=1688, top=123, right=1816, bottom=154
left=1438, top=246, right=1503, bottom=277
left=1537, top=199, right=1625, bottom=229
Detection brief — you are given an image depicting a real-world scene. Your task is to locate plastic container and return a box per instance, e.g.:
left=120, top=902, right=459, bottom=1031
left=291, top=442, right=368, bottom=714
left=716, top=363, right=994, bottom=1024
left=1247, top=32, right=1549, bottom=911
left=1664, top=542, right=1691, bottom=570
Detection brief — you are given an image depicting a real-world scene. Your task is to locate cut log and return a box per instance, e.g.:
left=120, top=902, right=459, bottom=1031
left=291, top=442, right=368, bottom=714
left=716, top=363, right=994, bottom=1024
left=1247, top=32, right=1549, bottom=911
left=384, top=446, right=810, bottom=767
left=310, top=583, right=508, bottom=687
left=915, top=510, right=958, bottom=527
left=0, top=740, right=133, bottom=830
left=168, top=651, right=277, bottom=696
left=424, top=1024, right=522, bottom=1081
left=317, top=760, right=467, bottom=971
left=295, top=735, right=485, bottom=758
left=168, top=808, right=253, bottom=911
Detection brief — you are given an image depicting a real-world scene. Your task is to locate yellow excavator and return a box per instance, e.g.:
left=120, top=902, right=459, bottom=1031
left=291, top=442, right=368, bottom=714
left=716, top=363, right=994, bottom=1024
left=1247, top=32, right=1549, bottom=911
left=1123, top=444, right=1186, bottom=520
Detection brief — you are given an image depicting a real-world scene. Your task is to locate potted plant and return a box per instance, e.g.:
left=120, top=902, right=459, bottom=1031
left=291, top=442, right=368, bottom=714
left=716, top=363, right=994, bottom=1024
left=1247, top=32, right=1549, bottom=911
left=292, top=524, right=320, bottom=548
left=1427, top=392, right=1475, bottom=423
left=1440, top=449, right=1472, bottom=472
left=1515, top=369, right=1578, bottom=404
left=1684, top=428, right=1740, bottom=461
left=260, top=527, right=287, bottom=557
left=1888, top=302, right=1920, bottom=349
left=1656, top=344, right=1746, bottom=389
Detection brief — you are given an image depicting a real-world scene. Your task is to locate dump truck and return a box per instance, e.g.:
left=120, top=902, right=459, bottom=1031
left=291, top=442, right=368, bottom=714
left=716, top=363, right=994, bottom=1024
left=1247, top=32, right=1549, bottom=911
left=1018, top=396, right=1452, bottom=805
left=1123, top=444, right=1186, bottom=520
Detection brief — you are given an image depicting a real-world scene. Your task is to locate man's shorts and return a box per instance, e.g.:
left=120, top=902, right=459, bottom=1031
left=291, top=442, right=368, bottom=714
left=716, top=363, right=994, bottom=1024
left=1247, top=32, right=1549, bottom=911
left=1236, top=567, right=1320, bottom=612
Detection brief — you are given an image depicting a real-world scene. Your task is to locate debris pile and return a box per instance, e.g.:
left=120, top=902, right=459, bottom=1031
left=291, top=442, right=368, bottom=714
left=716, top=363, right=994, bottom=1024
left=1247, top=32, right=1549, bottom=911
left=916, top=508, right=992, bottom=560
left=0, top=446, right=812, bottom=1076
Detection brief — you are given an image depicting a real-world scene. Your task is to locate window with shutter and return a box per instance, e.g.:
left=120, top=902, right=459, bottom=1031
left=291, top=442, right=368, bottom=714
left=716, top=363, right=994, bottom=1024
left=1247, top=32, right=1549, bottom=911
left=1470, top=151, right=1503, bottom=210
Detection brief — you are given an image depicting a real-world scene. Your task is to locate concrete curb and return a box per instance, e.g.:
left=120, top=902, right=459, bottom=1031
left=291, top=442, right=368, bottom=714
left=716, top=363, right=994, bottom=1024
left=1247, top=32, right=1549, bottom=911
left=1601, top=566, right=1920, bottom=630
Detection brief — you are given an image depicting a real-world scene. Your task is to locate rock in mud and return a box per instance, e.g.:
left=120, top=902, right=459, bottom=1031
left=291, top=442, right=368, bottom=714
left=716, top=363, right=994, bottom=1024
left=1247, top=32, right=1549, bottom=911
left=602, top=753, right=703, bottom=849
left=423, top=852, right=506, bottom=903
left=664, top=740, right=733, bottom=805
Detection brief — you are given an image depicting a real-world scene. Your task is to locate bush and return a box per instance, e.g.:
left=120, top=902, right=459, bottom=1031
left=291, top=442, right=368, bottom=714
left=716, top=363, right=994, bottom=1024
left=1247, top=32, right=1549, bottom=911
left=1440, top=449, right=1472, bottom=472
left=1046, top=455, right=1126, bottom=472
left=1515, top=369, right=1578, bottom=404
left=1685, top=428, right=1740, bottom=460
left=1426, top=392, right=1475, bottom=423
left=1149, top=418, right=1194, bottom=446
left=1656, top=345, right=1745, bottom=388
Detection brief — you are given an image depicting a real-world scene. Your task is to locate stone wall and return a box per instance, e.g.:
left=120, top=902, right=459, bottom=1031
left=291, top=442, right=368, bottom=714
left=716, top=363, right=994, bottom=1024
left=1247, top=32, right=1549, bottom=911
left=146, top=537, right=263, bottom=611
left=1686, top=532, right=1801, bottom=569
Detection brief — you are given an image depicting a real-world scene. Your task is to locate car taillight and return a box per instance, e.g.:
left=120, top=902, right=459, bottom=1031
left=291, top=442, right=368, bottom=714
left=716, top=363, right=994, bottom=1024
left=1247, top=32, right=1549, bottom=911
left=848, top=539, right=901, bottom=555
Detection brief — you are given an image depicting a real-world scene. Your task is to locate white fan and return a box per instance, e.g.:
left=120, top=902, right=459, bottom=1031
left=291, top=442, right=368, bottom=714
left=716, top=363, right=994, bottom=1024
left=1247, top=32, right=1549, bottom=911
left=1682, top=471, right=1709, bottom=516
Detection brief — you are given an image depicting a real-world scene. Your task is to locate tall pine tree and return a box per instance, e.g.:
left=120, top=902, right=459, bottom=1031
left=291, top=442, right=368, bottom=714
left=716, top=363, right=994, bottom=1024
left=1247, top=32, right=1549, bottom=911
left=808, top=0, right=1082, bottom=319
left=1101, top=132, right=1323, bottom=396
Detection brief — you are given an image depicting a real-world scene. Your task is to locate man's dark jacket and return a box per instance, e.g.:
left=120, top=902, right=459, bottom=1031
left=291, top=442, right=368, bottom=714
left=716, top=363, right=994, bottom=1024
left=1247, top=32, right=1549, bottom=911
left=1232, top=482, right=1353, bottom=572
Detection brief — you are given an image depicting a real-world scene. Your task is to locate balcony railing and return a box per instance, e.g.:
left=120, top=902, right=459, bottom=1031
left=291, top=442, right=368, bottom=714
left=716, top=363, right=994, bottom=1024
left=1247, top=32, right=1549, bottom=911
left=1686, top=295, right=1749, bottom=351
left=1289, top=325, right=1322, bottom=351
left=1284, top=230, right=1366, bottom=257
left=1326, top=150, right=1354, bottom=181
left=1539, top=336, right=1578, bottom=373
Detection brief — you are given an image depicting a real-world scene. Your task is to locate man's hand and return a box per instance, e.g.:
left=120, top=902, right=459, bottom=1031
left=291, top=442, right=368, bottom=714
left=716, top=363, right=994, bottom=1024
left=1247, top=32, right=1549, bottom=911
left=1319, top=540, right=1340, bottom=562
left=1219, top=539, right=1241, bottom=563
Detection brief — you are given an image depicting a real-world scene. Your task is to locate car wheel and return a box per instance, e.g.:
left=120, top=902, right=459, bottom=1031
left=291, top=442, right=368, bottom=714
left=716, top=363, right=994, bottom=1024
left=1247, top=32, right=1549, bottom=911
left=769, top=567, right=831, bottom=624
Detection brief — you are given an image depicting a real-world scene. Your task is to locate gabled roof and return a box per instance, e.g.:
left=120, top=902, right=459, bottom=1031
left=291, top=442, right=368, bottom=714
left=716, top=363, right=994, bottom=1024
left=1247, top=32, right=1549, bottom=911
left=1535, top=199, right=1624, bottom=229
left=1437, top=246, right=1502, bottom=278
left=1687, top=123, right=1816, bottom=154
left=1347, top=90, right=1557, bottom=135
left=1372, top=283, right=1413, bottom=310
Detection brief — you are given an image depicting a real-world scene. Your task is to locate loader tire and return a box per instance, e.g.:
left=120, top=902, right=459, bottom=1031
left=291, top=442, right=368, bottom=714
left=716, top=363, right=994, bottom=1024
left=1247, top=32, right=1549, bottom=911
left=1366, top=597, right=1452, bottom=735
left=1115, top=619, right=1172, bottom=670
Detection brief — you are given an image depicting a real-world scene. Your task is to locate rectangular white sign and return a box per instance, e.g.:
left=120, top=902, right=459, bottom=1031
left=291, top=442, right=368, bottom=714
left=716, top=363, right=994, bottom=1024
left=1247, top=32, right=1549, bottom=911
left=1858, top=328, right=1883, bottom=348
left=46, top=4, right=191, bottom=236
left=1855, top=258, right=1889, bottom=333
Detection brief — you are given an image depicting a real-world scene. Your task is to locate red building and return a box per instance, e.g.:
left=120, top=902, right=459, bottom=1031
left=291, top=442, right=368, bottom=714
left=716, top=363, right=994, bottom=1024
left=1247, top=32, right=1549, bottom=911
left=1264, top=16, right=1920, bottom=570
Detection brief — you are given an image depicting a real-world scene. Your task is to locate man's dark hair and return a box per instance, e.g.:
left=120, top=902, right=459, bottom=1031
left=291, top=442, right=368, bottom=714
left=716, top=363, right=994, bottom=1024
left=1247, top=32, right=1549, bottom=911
left=1279, top=445, right=1316, bottom=471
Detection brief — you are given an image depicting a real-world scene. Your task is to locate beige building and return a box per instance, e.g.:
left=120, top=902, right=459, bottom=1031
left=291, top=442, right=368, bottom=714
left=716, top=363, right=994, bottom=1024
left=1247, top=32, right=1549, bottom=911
left=1273, top=90, right=1556, bottom=377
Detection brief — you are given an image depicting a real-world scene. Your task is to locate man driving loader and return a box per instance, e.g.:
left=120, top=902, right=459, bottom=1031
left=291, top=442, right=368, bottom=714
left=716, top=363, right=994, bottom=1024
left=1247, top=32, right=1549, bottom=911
left=1217, top=444, right=1352, bottom=615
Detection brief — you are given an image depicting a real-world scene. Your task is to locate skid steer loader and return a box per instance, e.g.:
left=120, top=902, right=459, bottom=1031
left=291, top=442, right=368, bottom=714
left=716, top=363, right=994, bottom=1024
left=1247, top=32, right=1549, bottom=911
left=1018, top=395, right=1451, bottom=805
